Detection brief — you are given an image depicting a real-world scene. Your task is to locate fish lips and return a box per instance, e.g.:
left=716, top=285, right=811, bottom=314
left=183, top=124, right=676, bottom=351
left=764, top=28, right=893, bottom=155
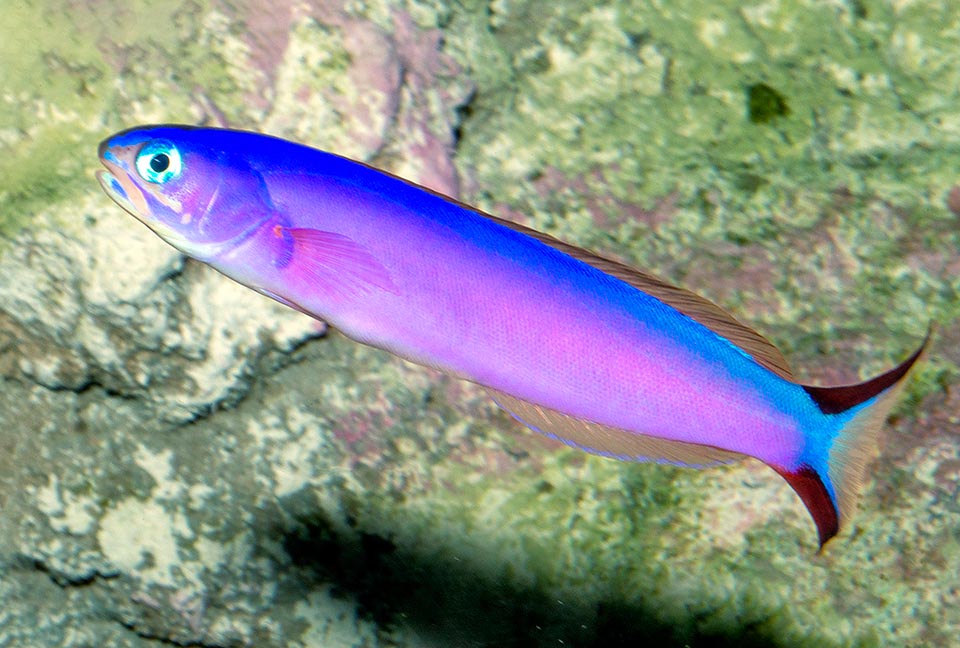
left=97, top=142, right=151, bottom=219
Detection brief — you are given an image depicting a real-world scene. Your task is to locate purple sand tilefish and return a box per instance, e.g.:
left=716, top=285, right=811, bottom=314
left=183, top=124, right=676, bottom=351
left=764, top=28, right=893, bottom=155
left=97, top=125, right=928, bottom=548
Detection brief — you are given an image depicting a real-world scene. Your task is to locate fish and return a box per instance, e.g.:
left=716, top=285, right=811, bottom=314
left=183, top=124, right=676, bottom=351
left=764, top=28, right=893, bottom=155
left=97, top=125, right=928, bottom=548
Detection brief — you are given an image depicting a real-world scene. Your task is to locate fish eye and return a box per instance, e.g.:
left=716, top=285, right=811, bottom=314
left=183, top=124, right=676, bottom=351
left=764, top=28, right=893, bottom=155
left=135, top=140, right=182, bottom=184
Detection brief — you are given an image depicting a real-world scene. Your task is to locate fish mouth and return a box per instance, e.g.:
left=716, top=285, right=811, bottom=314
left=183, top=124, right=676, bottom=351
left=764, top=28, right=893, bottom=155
left=97, top=143, right=148, bottom=217
left=96, top=167, right=136, bottom=213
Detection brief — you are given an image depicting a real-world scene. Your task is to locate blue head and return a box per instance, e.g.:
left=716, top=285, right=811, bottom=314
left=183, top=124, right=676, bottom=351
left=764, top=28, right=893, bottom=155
left=97, top=125, right=275, bottom=260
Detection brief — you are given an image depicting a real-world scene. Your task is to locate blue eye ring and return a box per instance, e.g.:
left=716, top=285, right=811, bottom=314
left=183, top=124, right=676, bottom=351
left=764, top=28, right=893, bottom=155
left=135, top=140, right=182, bottom=184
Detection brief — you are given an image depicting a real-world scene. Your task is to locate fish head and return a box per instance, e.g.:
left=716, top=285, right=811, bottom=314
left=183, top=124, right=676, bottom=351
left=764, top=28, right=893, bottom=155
left=97, top=125, right=271, bottom=261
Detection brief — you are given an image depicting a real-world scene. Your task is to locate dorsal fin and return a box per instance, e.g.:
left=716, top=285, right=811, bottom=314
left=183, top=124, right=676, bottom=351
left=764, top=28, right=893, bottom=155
left=484, top=214, right=795, bottom=381
left=487, top=389, right=746, bottom=467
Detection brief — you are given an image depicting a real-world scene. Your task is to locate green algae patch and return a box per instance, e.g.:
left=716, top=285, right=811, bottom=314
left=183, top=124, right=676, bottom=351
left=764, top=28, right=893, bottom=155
left=0, top=2, right=110, bottom=235
left=0, top=125, right=95, bottom=234
left=0, top=0, right=266, bottom=241
left=458, top=0, right=960, bottom=211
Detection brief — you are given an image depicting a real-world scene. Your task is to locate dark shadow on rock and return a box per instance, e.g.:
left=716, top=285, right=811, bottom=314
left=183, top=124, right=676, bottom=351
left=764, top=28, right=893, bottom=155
left=252, top=489, right=841, bottom=648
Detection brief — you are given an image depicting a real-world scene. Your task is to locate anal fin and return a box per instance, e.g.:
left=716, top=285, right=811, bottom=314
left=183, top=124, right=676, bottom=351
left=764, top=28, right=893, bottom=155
left=487, top=389, right=745, bottom=467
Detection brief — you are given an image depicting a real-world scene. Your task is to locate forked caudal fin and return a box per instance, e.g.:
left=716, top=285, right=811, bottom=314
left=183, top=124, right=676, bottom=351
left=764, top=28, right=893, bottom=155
left=776, top=330, right=931, bottom=549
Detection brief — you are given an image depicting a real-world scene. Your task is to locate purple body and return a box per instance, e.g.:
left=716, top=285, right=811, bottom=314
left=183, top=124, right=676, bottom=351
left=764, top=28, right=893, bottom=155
left=97, top=126, right=926, bottom=547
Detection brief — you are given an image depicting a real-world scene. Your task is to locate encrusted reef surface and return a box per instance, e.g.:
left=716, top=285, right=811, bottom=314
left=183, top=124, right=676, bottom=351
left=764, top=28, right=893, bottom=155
left=1, top=1, right=958, bottom=646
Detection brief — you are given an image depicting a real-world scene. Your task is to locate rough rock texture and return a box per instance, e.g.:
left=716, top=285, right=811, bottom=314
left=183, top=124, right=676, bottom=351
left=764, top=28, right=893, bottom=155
left=0, top=1, right=957, bottom=646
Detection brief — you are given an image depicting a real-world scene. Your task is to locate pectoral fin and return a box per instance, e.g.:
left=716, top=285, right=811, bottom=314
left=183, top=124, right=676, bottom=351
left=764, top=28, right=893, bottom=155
left=273, top=226, right=398, bottom=299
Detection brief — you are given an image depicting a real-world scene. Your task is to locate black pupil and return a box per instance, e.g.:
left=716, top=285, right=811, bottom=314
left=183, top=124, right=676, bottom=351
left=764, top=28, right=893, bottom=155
left=150, top=153, right=170, bottom=173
